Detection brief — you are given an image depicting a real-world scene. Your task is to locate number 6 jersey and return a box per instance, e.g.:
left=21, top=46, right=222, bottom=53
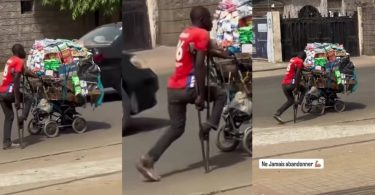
left=168, top=26, right=210, bottom=89
left=0, top=56, right=24, bottom=93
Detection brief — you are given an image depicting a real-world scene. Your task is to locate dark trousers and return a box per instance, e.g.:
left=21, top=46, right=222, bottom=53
left=148, top=86, right=227, bottom=162
left=0, top=92, right=33, bottom=143
left=276, top=84, right=306, bottom=116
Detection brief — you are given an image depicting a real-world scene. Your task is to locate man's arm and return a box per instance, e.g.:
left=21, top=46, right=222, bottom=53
left=209, top=48, right=233, bottom=59
left=13, top=72, right=21, bottom=108
left=23, top=68, right=38, bottom=78
left=194, top=50, right=207, bottom=98
left=208, top=40, right=233, bottom=59
left=294, top=64, right=303, bottom=92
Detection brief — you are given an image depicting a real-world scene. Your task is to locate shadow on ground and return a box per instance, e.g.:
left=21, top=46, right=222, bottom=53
left=342, top=102, right=366, bottom=111
left=159, top=151, right=250, bottom=179
left=14, top=135, right=44, bottom=149
left=123, top=117, right=170, bottom=137
left=59, top=121, right=112, bottom=135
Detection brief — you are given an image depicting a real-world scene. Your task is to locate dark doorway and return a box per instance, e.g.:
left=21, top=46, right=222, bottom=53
left=122, top=0, right=152, bottom=51
left=253, top=17, right=268, bottom=59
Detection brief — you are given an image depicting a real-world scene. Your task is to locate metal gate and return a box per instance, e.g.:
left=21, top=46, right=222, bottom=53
left=281, top=14, right=360, bottom=61
left=253, top=17, right=268, bottom=59
left=123, top=0, right=151, bottom=51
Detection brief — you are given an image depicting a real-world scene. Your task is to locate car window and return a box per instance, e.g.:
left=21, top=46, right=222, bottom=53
left=79, top=25, right=122, bottom=46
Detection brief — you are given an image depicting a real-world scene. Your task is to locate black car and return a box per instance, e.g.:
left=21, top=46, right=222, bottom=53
left=79, top=22, right=123, bottom=92
left=121, top=52, right=158, bottom=131
left=78, top=23, right=159, bottom=131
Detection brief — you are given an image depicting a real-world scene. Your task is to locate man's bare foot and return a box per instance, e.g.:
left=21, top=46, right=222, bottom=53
left=136, top=155, right=161, bottom=182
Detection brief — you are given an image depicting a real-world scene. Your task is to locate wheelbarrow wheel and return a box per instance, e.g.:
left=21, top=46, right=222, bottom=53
left=301, top=102, right=312, bottom=113
left=72, top=117, right=87, bottom=134
left=216, top=126, right=240, bottom=152
left=43, top=120, right=59, bottom=138
left=242, top=126, right=252, bottom=157
left=334, top=100, right=345, bottom=112
left=27, top=119, right=42, bottom=135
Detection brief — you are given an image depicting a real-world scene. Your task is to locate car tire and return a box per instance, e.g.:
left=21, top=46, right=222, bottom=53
left=122, top=83, right=131, bottom=134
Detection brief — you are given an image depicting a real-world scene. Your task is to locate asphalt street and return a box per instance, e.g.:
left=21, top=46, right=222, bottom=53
left=253, top=66, right=375, bottom=129
left=123, top=73, right=252, bottom=195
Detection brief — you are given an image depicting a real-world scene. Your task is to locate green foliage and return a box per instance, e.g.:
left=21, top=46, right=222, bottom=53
left=42, top=0, right=121, bottom=20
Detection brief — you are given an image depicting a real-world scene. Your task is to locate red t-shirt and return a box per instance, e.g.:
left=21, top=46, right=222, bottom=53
left=282, top=57, right=304, bottom=85
left=0, top=56, right=24, bottom=93
left=168, top=26, right=210, bottom=89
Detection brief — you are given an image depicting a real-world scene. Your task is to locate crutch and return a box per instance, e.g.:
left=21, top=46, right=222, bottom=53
left=15, top=71, right=27, bottom=149
left=190, top=43, right=210, bottom=173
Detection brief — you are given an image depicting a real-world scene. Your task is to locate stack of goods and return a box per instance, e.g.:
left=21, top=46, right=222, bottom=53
left=303, top=43, right=357, bottom=94
left=211, top=0, right=253, bottom=55
left=304, top=43, right=347, bottom=69
left=26, top=39, right=104, bottom=107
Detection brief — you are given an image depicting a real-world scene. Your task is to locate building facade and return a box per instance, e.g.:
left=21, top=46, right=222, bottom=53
left=0, top=0, right=119, bottom=68
left=155, top=0, right=221, bottom=46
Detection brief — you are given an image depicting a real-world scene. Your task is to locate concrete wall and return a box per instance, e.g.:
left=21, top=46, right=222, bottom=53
left=156, top=0, right=221, bottom=46
left=0, top=0, right=97, bottom=69
left=362, top=5, right=375, bottom=55
left=280, top=0, right=374, bottom=18
left=345, top=0, right=375, bottom=14
left=281, top=0, right=328, bottom=18
left=147, top=0, right=159, bottom=48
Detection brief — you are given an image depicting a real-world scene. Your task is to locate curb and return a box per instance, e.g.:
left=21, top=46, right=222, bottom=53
left=0, top=142, right=121, bottom=165
left=189, top=184, right=252, bottom=195
left=253, top=67, right=286, bottom=72
left=254, top=122, right=375, bottom=146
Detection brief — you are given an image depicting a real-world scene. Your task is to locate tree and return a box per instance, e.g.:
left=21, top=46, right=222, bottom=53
left=42, top=0, right=121, bottom=20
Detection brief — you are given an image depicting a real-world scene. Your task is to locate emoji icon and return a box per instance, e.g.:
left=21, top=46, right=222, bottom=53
left=315, top=160, right=322, bottom=168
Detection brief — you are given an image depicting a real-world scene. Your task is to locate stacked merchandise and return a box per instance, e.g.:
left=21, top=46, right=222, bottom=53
left=211, top=0, right=253, bottom=55
left=26, top=39, right=104, bottom=107
left=304, top=42, right=357, bottom=94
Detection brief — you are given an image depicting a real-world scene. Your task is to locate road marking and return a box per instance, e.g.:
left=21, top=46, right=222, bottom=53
left=254, top=124, right=375, bottom=146
left=0, top=158, right=121, bottom=187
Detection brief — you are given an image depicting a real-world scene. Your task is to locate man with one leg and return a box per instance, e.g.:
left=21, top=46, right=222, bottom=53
left=274, top=51, right=307, bottom=123
left=136, top=6, right=231, bottom=181
left=0, top=44, right=34, bottom=149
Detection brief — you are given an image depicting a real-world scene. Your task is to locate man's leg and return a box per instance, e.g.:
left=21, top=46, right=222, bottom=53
left=297, top=85, right=307, bottom=105
left=204, top=86, right=227, bottom=130
left=20, top=92, right=33, bottom=121
left=0, top=94, right=15, bottom=148
left=137, top=89, right=188, bottom=181
left=275, top=85, right=294, bottom=116
left=147, top=102, right=187, bottom=162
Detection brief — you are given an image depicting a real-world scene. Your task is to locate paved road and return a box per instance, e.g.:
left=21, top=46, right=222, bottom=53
left=123, top=74, right=251, bottom=195
left=253, top=66, right=375, bottom=129
left=0, top=94, right=122, bottom=164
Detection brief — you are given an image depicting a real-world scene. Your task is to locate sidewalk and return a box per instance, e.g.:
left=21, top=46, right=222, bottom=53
left=0, top=144, right=122, bottom=195
left=132, top=46, right=375, bottom=75
left=253, top=134, right=375, bottom=194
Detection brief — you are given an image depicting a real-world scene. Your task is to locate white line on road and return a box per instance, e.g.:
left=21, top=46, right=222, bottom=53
left=254, top=124, right=375, bottom=146
left=0, top=158, right=121, bottom=187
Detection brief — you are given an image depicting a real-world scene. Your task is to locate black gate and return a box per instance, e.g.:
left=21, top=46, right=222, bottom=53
left=281, top=14, right=360, bottom=61
left=253, top=17, right=268, bottom=59
left=123, top=0, right=151, bottom=51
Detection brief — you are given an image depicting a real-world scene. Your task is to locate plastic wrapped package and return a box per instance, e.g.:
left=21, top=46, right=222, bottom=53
left=239, top=26, right=253, bottom=44
left=212, top=0, right=253, bottom=53
left=234, top=0, right=251, bottom=6
left=237, top=3, right=252, bottom=18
